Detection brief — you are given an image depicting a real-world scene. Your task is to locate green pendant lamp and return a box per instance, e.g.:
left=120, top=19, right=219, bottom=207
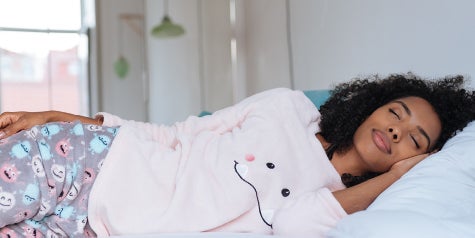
left=151, top=0, right=185, bottom=38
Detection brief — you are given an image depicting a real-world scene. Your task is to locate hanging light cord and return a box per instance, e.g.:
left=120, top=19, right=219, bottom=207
left=164, top=0, right=169, bottom=16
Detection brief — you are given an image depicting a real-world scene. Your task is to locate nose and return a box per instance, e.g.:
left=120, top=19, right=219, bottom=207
left=388, top=127, right=401, bottom=142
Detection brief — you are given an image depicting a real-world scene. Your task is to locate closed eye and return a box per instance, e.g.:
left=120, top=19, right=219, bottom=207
left=389, top=109, right=400, bottom=119
left=411, top=135, right=421, bottom=149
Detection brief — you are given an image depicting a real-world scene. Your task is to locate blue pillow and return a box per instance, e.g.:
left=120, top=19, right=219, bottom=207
left=303, top=90, right=331, bottom=109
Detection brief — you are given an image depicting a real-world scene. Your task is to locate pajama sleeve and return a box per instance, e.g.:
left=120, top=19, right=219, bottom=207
left=272, top=188, right=348, bottom=237
left=96, top=88, right=313, bottom=149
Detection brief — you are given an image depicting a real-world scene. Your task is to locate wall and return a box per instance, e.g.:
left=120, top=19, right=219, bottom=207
left=145, top=0, right=206, bottom=125
left=97, top=0, right=475, bottom=124
left=235, top=0, right=292, bottom=97
left=289, top=0, right=475, bottom=90
left=145, top=0, right=292, bottom=124
left=96, top=0, right=148, bottom=121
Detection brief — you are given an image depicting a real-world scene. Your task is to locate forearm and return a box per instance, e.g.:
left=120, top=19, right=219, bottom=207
left=332, top=171, right=400, bottom=214
left=44, top=110, right=103, bottom=125
left=0, top=110, right=104, bottom=139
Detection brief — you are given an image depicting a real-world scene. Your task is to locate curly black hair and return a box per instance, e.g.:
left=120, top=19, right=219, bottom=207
left=318, top=73, right=475, bottom=187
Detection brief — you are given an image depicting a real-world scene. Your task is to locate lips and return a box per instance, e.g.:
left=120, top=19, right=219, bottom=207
left=372, top=129, right=391, bottom=154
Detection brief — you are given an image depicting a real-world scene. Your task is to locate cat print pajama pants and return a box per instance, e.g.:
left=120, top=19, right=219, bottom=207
left=0, top=121, right=119, bottom=237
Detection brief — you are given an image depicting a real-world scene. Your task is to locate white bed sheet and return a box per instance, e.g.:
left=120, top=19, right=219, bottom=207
left=328, top=121, right=475, bottom=238
left=111, top=232, right=274, bottom=238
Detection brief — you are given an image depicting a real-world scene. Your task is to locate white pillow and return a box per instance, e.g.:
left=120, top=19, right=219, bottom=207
left=327, top=121, right=475, bottom=238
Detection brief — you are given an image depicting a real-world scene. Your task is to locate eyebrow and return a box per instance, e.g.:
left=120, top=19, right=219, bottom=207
left=394, top=100, right=432, bottom=150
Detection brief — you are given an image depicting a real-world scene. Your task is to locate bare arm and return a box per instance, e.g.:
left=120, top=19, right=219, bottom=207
left=0, top=111, right=103, bottom=139
left=333, top=153, right=428, bottom=214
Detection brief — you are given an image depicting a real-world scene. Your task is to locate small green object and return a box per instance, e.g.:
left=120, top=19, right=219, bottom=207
left=114, top=56, right=129, bottom=79
left=151, top=16, right=185, bottom=38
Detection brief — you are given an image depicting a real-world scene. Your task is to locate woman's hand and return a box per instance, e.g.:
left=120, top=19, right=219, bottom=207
left=333, top=153, right=432, bottom=214
left=389, top=153, right=431, bottom=178
left=0, top=111, right=51, bottom=139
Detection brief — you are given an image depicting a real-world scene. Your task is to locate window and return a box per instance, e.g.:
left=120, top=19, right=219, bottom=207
left=0, top=0, right=92, bottom=114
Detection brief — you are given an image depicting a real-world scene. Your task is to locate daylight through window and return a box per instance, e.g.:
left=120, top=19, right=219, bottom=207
left=0, top=0, right=91, bottom=114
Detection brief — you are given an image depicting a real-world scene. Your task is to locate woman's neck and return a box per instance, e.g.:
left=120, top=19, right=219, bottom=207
left=331, top=149, right=366, bottom=176
left=316, top=134, right=367, bottom=176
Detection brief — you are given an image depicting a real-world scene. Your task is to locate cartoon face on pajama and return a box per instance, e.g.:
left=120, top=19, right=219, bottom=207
left=0, top=163, right=20, bottom=183
left=97, top=159, right=105, bottom=170
left=67, top=182, right=80, bottom=200
left=25, top=126, right=39, bottom=140
left=107, top=127, right=119, bottom=136
left=23, top=184, right=40, bottom=205
left=46, top=231, right=60, bottom=238
left=47, top=180, right=56, bottom=195
left=14, top=210, right=31, bottom=224
left=89, top=135, right=111, bottom=154
left=21, top=224, right=40, bottom=238
left=31, top=155, right=46, bottom=177
left=51, top=164, right=66, bottom=182
left=10, top=140, right=32, bottom=159
left=86, top=125, right=103, bottom=132
left=55, top=139, right=72, bottom=158
left=83, top=226, right=96, bottom=237
left=0, top=191, right=16, bottom=211
left=0, top=227, right=18, bottom=238
left=76, top=215, right=88, bottom=232
left=55, top=205, right=75, bottom=219
left=38, top=139, right=53, bottom=160
left=46, top=229, right=65, bottom=238
left=25, top=218, right=42, bottom=229
left=83, top=168, right=96, bottom=184
left=41, top=124, right=62, bottom=139
left=71, top=123, right=85, bottom=136
left=233, top=154, right=292, bottom=228
left=39, top=200, right=51, bottom=216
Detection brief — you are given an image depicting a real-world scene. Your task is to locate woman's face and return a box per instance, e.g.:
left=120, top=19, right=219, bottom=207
left=352, top=96, right=442, bottom=173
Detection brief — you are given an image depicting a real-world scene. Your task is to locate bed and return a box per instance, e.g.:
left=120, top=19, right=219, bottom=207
left=327, top=120, right=475, bottom=238
left=113, top=90, right=475, bottom=238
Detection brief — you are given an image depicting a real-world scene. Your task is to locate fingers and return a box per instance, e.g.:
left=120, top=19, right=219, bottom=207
left=0, top=112, right=15, bottom=139
left=0, top=120, right=26, bottom=139
left=0, top=112, right=25, bottom=139
left=0, top=112, right=14, bottom=128
left=0, top=123, right=19, bottom=140
left=410, top=153, right=429, bottom=164
left=390, top=153, right=430, bottom=177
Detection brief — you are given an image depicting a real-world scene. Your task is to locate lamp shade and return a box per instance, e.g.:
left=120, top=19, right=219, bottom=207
left=151, top=15, right=185, bottom=38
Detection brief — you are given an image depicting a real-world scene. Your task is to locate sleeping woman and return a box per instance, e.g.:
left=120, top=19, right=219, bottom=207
left=0, top=73, right=474, bottom=237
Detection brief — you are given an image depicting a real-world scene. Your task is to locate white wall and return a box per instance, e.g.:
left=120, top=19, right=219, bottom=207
left=96, top=0, right=148, bottom=121
left=235, top=0, right=292, bottom=97
left=290, top=0, right=475, bottom=90
left=145, top=0, right=292, bottom=124
left=98, top=0, right=475, bottom=124
left=146, top=0, right=204, bottom=124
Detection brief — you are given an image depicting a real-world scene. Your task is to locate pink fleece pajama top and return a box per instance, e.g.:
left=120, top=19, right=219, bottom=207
left=86, top=88, right=347, bottom=237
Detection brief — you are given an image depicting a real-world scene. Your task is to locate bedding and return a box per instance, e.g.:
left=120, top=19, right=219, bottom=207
left=92, top=88, right=343, bottom=236
left=111, top=91, right=475, bottom=237
left=110, top=232, right=274, bottom=238
left=327, top=121, right=475, bottom=238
